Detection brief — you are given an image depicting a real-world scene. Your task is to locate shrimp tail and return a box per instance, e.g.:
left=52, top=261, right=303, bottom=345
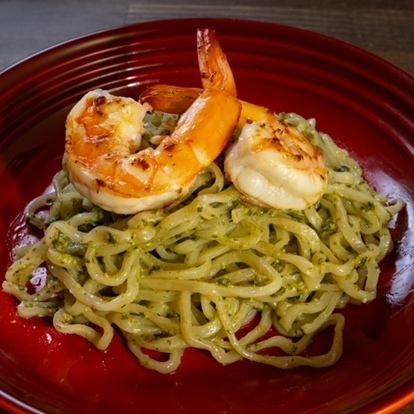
left=140, top=29, right=236, bottom=111
left=140, top=85, right=200, bottom=114
left=197, top=29, right=237, bottom=96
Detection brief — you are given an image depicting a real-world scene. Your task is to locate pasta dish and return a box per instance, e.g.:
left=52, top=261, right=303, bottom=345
left=3, top=30, right=403, bottom=373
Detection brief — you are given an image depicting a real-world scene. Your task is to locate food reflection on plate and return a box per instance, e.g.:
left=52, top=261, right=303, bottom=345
left=3, top=29, right=404, bottom=374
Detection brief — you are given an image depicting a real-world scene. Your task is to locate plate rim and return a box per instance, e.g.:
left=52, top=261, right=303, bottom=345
left=1, top=17, right=413, bottom=86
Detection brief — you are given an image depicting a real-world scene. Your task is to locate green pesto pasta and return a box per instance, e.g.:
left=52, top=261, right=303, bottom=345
left=3, top=112, right=403, bottom=373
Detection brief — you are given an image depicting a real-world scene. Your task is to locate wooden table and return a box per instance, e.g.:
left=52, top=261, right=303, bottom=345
left=0, top=0, right=413, bottom=74
left=1, top=1, right=413, bottom=413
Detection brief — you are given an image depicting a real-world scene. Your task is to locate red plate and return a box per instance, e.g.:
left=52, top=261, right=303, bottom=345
left=0, top=18, right=413, bottom=414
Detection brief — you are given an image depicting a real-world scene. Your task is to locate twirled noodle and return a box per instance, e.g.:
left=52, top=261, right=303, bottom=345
left=3, top=112, right=404, bottom=373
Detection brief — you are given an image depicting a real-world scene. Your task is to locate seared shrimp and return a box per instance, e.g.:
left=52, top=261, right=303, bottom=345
left=141, top=31, right=328, bottom=210
left=65, top=33, right=241, bottom=215
left=224, top=119, right=327, bottom=209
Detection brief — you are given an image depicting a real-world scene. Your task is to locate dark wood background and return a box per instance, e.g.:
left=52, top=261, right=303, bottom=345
left=0, top=0, right=413, bottom=74
left=0, top=0, right=413, bottom=412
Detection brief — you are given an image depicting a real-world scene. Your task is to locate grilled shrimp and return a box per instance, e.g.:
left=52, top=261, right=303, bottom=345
left=224, top=119, right=327, bottom=209
left=64, top=31, right=241, bottom=215
left=141, top=31, right=328, bottom=210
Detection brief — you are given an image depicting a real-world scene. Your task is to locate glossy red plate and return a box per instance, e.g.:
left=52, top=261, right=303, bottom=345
left=1, top=18, right=414, bottom=414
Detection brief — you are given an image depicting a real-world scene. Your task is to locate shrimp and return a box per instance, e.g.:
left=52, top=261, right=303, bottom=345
left=224, top=119, right=328, bottom=209
left=140, top=31, right=328, bottom=210
left=64, top=32, right=241, bottom=215
left=140, top=84, right=273, bottom=130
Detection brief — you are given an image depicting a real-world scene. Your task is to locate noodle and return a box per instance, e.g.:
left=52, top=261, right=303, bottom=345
left=3, top=112, right=403, bottom=373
